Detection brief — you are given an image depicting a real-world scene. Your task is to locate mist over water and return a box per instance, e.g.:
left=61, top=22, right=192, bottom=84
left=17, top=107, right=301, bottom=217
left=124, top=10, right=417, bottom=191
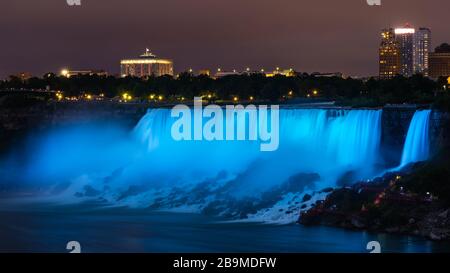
left=0, top=108, right=433, bottom=218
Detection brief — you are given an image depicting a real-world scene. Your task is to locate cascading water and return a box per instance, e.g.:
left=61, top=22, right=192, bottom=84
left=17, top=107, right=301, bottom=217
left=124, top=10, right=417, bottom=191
left=131, top=108, right=383, bottom=190
left=400, top=110, right=432, bottom=167
left=1, top=108, right=387, bottom=221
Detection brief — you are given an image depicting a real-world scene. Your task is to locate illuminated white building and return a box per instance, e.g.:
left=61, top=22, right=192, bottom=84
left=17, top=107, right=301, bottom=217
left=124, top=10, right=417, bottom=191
left=120, top=49, right=174, bottom=78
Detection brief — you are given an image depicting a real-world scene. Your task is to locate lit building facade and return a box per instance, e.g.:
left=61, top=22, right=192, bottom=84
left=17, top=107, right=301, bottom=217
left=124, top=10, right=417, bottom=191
left=429, top=44, right=450, bottom=79
left=120, top=49, right=174, bottom=78
left=414, top=28, right=432, bottom=76
left=197, top=69, right=211, bottom=76
left=429, top=53, right=450, bottom=78
left=395, top=27, right=415, bottom=77
left=61, top=69, right=108, bottom=78
left=212, top=68, right=296, bottom=79
left=379, top=28, right=401, bottom=79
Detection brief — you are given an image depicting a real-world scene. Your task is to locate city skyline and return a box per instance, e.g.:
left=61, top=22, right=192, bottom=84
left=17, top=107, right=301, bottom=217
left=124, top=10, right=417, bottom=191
left=1, top=0, right=449, bottom=78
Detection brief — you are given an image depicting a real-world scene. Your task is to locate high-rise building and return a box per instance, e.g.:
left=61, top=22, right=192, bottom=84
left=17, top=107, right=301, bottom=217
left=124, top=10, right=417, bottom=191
left=379, top=28, right=401, bottom=79
left=429, top=43, right=450, bottom=79
left=120, top=49, right=174, bottom=78
left=380, top=25, right=432, bottom=78
left=395, top=26, right=415, bottom=77
left=414, top=28, right=432, bottom=76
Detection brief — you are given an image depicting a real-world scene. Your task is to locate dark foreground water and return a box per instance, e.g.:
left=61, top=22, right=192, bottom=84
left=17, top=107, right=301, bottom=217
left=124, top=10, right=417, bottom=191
left=0, top=204, right=449, bottom=253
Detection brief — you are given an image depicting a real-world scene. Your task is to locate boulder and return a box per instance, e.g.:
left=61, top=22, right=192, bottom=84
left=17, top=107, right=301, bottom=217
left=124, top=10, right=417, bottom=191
left=302, top=194, right=312, bottom=203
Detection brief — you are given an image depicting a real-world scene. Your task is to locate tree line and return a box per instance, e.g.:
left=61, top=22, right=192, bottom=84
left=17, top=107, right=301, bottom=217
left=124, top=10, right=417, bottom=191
left=1, top=72, right=449, bottom=108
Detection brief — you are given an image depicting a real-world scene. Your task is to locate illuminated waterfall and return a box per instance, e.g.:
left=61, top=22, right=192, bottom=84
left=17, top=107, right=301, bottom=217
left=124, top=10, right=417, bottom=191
left=4, top=108, right=384, bottom=211
left=130, top=108, right=383, bottom=193
left=400, top=110, right=432, bottom=167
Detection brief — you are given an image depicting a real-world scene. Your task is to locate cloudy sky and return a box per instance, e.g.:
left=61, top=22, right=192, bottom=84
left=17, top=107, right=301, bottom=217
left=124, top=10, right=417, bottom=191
left=0, top=0, right=449, bottom=78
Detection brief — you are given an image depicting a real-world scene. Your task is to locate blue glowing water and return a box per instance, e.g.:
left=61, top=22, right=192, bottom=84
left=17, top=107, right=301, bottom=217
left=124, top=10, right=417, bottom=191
left=0, top=108, right=432, bottom=221
left=126, top=109, right=384, bottom=196
left=400, top=110, right=432, bottom=167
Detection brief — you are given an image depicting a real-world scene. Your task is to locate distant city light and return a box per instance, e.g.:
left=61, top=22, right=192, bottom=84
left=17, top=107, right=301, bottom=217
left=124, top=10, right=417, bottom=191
left=122, top=93, right=132, bottom=101
left=56, top=91, right=64, bottom=101
left=394, top=28, right=415, bottom=34
left=61, top=69, right=69, bottom=77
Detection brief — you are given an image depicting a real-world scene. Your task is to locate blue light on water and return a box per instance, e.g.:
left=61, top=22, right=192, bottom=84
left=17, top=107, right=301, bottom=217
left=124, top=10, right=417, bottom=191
left=0, top=108, right=432, bottom=208
left=400, top=110, right=432, bottom=167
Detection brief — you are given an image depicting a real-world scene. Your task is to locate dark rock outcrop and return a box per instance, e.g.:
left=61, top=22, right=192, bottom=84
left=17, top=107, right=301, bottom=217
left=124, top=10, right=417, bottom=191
left=299, top=156, right=450, bottom=241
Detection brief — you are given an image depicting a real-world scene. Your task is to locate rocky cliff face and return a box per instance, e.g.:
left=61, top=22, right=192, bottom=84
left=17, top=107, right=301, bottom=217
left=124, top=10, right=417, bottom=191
left=0, top=101, right=150, bottom=131
left=430, top=111, right=450, bottom=152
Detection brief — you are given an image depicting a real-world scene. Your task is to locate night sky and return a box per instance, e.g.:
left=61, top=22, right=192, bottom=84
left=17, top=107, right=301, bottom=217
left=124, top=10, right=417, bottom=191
left=0, top=0, right=449, bottom=78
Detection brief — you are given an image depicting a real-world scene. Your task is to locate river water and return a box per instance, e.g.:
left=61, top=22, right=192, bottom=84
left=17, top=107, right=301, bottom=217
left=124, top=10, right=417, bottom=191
left=0, top=204, right=449, bottom=253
